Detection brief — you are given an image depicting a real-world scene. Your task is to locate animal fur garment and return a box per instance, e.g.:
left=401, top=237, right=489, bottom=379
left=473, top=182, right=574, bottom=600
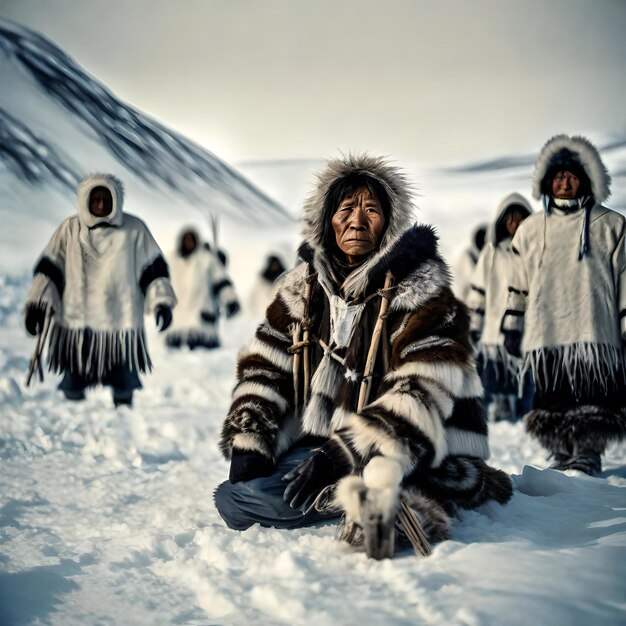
left=525, top=405, right=626, bottom=455
left=467, top=192, right=532, bottom=374
left=165, top=227, right=238, bottom=348
left=221, top=155, right=509, bottom=519
left=24, top=173, right=176, bottom=380
left=503, top=135, right=626, bottom=395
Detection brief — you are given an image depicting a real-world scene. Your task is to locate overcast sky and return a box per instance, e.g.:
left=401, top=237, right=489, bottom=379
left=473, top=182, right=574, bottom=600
left=1, top=0, right=625, bottom=165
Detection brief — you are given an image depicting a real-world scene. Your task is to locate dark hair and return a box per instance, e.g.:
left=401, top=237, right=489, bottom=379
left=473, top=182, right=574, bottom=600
left=495, top=204, right=530, bottom=244
left=179, top=229, right=198, bottom=257
left=321, top=173, right=391, bottom=256
left=474, top=226, right=487, bottom=251
left=541, top=149, right=592, bottom=198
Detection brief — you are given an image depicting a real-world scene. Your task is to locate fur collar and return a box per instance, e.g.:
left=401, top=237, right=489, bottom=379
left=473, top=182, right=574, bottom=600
left=299, top=154, right=419, bottom=299
left=300, top=223, right=447, bottom=306
left=532, top=135, right=611, bottom=203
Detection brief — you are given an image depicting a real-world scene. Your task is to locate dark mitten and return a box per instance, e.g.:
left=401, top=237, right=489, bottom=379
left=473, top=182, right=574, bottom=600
left=229, top=449, right=274, bottom=483
left=226, top=301, right=240, bottom=318
left=155, top=305, right=173, bottom=332
left=25, top=304, right=46, bottom=336
left=503, top=330, right=522, bottom=357
left=282, top=439, right=352, bottom=511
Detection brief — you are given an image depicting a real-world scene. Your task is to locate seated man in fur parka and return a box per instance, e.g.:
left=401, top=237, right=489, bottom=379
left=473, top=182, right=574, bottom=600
left=215, top=155, right=511, bottom=558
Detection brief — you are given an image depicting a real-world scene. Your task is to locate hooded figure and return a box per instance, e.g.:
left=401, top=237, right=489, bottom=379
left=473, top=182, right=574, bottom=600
left=214, top=155, right=511, bottom=559
left=452, top=223, right=487, bottom=303
left=165, top=227, right=239, bottom=350
left=24, top=173, right=177, bottom=406
left=467, top=193, right=533, bottom=421
left=502, top=135, right=626, bottom=474
left=246, top=253, right=288, bottom=318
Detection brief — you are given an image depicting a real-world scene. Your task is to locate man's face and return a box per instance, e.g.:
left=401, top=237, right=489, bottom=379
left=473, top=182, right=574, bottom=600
left=89, top=186, right=113, bottom=217
left=331, top=188, right=386, bottom=266
left=551, top=170, right=581, bottom=200
left=505, top=209, right=527, bottom=237
left=182, top=232, right=197, bottom=254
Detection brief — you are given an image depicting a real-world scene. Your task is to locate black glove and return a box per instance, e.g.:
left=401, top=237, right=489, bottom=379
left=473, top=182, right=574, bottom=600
left=229, top=449, right=274, bottom=483
left=155, top=305, right=172, bottom=332
left=503, top=330, right=522, bottom=357
left=282, top=439, right=352, bottom=511
left=226, top=301, right=240, bottom=318
left=25, top=304, right=46, bottom=336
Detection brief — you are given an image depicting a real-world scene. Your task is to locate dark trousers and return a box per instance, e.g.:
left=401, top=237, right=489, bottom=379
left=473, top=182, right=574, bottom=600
left=214, top=444, right=339, bottom=531
left=59, top=366, right=141, bottom=401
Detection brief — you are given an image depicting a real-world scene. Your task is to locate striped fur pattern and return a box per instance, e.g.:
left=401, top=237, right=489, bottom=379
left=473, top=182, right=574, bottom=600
left=221, top=155, right=498, bottom=519
left=222, top=237, right=489, bottom=476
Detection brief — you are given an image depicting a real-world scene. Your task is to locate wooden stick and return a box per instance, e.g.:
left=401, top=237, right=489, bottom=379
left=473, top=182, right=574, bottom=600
left=398, top=501, right=432, bottom=557
left=26, top=312, right=52, bottom=387
left=357, top=271, right=393, bottom=411
left=302, top=272, right=313, bottom=407
left=292, top=323, right=301, bottom=417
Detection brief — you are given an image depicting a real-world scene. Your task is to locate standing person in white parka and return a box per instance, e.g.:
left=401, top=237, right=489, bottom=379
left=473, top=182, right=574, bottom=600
left=502, top=135, right=626, bottom=474
left=165, top=227, right=240, bottom=350
left=24, top=174, right=177, bottom=407
left=468, top=193, right=532, bottom=422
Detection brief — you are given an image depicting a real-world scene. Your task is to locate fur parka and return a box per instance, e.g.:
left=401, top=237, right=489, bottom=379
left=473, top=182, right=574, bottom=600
left=24, top=173, right=176, bottom=380
left=220, top=156, right=511, bottom=538
left=502, top=135, right=626, bottom=456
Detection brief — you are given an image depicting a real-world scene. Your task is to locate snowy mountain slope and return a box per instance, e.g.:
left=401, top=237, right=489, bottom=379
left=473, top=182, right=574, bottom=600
left=0, top=276, right=624, bottom=626
left=0, top=19, right=295, bottom=276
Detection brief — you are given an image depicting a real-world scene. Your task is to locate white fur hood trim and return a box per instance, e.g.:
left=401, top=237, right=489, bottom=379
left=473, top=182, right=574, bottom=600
left=532, top=135, right=611, bottom=202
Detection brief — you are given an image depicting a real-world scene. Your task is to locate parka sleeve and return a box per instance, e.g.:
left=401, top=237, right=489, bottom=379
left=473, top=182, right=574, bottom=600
left=466, top=247, right=488, bottom=336
left=24, top=218, right=70, bottom=316
left=612, top=219, right=626, bottom=341
left=135, top=223, right=177, bottom=314
left=501, top=231, right=528, bottom=333
left=334, top=287, right=488, bottom=477
left=208, top=254, right=239, bottom=312
left=219, top=266, right=305, bottom=461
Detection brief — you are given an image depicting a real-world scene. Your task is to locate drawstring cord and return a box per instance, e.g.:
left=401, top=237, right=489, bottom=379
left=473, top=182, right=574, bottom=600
left=578, top=196, right=592, bottom=261
left=540, top=194, right=592, bottom=264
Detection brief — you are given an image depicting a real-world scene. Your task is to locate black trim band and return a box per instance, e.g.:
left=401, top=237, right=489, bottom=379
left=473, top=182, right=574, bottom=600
left=213, top=278, right=232, bottom=296
left=34, top=256, right=65, bottom=297
left=619, top=309, right=626, bottom=321
left=507, top=286, right=528, bottom=296
left=201, top=311, right=218, bottom=323
left=139, top=255, right=169, bottom=296
left=503, top=309, right=524, bottom=318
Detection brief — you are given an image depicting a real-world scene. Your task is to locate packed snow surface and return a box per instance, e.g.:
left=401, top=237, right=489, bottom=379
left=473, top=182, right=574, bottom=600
left=0, top=276, right=624, bottom=626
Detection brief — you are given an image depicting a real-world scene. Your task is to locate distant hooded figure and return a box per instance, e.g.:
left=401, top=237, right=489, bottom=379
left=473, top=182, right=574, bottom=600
left=246, top=253, right=287, bottom=318
left=452, top=223, right=487, bottom=303
left=214, top=154, right=511, bottom=559
left=24, top=173, right=177, bottom=407
left=467, top=193, right=533, bottom=422
left=502, top=135, right=626, bottom=475
left=165, top=227, right=239, bottom=350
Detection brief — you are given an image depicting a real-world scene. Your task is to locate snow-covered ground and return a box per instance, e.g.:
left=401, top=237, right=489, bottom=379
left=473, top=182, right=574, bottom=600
left=0, top=274, right=624, bottom=626
left=1, top=18, right=625, bottom=626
